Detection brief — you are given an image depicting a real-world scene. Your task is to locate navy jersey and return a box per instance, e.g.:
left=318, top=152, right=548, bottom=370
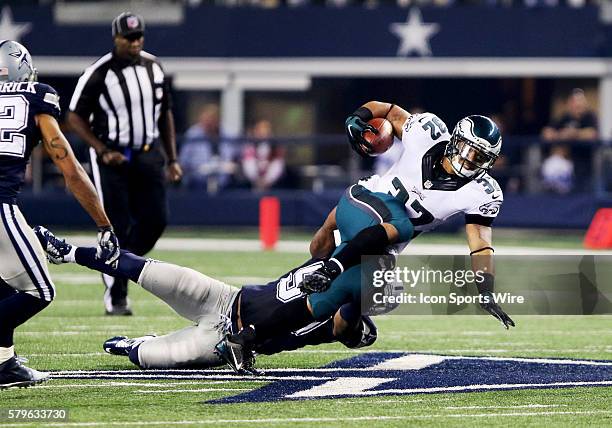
left=0, top=82, right=61, bottom=204
left=238, top=258, right=325, bottom=340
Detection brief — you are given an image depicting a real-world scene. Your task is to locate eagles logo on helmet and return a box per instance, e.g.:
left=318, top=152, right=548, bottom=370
left=446, top=115, right=502, bottom=179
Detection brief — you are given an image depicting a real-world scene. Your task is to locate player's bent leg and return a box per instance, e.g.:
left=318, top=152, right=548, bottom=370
left=333, top=305, right=378, bottom=349
left=138, top=261, right=239, bottom=323
left=0, top=211, right=55, bottom=388
left=135, top=323, right=224, bottom=369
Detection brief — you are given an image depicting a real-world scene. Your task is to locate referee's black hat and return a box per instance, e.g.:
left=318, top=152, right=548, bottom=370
left=112, top=12, right=145, bottom=38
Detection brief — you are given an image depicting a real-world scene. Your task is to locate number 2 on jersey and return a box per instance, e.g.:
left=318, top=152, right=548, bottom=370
left=0, top=95, right=29, bottom=158
left=390, top=177, right=434, bottom=227
left=421, top=117, right=447, bottom=140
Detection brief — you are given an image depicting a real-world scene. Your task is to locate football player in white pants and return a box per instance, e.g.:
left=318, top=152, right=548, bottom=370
left=34, top=226, right=377, bottom=373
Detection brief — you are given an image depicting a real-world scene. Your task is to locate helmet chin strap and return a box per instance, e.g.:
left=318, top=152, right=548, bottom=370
left=450, top=155, right=480, bottom=179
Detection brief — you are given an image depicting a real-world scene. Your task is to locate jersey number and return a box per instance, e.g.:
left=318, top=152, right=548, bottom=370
left=277, top=261, right=324, bottom=303
left=390, top=177, right=434, bottom=227
left=475, top=177, right=501, bottom=194
left=0, top=95, right=29, bottom=158
left=421, top=117, right=447, bottom=141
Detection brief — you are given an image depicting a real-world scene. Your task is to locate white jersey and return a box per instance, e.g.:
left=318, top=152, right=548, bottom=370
left=358, top=112, right=503, bottom=253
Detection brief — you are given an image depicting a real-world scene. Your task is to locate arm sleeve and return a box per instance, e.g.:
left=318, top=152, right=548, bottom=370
left=69, top=69, right=103, bottom=120
left=32, top=84, right=61, bottom=120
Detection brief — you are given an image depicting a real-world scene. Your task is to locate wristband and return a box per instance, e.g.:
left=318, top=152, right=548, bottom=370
left=470, top=246, right=495, bottom=255
left=352, top=106, right=374, bottom=122
left=384, top=104, right=395, bottom=118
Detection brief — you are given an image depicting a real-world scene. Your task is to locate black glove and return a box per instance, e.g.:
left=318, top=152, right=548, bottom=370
left=96, top=226, right=120, bottom=268
left=477, top=273, right=515, bottom=329
left=300, top=260, right=343, bottom=294
left=479, top=291, right=515, bottom=329
left=345, top=113, right=377, bottom=158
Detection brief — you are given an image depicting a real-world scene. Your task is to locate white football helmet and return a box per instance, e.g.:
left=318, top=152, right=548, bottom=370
left=445, top=115, right=502, bottom=179
left=0, top=40, right=37, bottom=83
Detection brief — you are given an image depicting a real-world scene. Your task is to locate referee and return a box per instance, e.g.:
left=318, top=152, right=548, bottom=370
left=68, top=12, right=182, bottom=316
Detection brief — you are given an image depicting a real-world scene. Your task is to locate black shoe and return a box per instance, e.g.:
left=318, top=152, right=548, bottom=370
left=103, top=274, right=133, bottom=316
left=214, top=325, right=261, bottom=375
left=0, top=357, right=49, bottom=389
left=103, top=335, right=156, bottom=356
left=105, top=303, right=133, bottom=316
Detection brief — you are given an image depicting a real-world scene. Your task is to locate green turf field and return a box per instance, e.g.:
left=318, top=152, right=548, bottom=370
left=1, top=243, right=611, bottom=427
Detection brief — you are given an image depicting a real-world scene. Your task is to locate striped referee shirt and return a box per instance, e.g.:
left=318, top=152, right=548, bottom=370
left=69, top=50, right=172, bottom=151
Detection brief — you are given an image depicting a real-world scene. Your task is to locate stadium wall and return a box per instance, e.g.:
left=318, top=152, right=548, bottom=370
left=19, top=191, right=606, bottom=230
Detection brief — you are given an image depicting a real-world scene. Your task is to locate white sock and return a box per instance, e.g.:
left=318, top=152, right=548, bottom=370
left=0, top=346, right=15, bottom=364
left=65, top=246, right=77, bottom=263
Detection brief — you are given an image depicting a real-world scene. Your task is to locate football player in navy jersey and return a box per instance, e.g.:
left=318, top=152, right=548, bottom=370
left=34, top=226, right=376, bottom=373
left=0, top=41, right=119, bottom=389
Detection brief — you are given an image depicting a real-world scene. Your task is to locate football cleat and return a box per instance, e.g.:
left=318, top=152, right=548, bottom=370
left=103, top=275, right=133, bottom=316
left=0, top=357, right=49, bottom=390
left=214, top=325, right=261, bottom=375
left=103, top=335, right=156, bottom=356
left=33, top=226, right=73, bottom=264
left=104, top=300, right=133, bottom=316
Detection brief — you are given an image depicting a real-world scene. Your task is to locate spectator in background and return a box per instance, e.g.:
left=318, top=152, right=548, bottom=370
left=541, top=145, right=574, bottom=194
left=541, top=88, right=598, bottom=142
left=241, top=120, right=286, bottom=192
left=179, top=104, right=237, bottom=192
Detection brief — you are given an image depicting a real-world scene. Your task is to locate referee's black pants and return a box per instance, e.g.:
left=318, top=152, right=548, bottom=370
left=91, top=145, right=168, bottom=306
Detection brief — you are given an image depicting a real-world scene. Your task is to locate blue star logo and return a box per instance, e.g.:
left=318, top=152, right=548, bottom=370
left=8, top=47, right=30, bottom=70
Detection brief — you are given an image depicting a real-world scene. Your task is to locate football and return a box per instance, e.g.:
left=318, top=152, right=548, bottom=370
left=363, top=118, right=394, bottom=156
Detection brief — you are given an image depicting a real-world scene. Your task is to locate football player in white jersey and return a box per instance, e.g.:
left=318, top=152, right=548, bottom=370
left=302, top=101, right=514, bottom=332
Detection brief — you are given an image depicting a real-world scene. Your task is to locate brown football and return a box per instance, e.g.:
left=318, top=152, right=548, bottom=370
left=363, top=118, right=394, bottom=156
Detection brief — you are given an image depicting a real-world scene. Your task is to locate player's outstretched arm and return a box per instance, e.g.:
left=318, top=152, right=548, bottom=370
left=38, top=114, right=110, bottom=227
left=301, top=222, right=399, bottom=294
left=37, top=114, right=120, bottom=266
left=466, top=223, right=515, bottom=329
left=310, top=207, right=337, bottom=259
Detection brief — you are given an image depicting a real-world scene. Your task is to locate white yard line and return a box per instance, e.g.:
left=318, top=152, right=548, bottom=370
left=51, top=353, right=612, bottom=375
left=51, top=273, right=268, bottom=285
left=19, top=347, right=612, bottom=359
left=4, top=411, right=612, bottom=427
left=36, top=381, right=249, bottom=389
left=134, top=388, right=251, bottom=394
left=444, top=404, right=567, bottom=410
left=283, top=348, right=612, bottom=354
left=62, top=236, right=610, bottom=255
